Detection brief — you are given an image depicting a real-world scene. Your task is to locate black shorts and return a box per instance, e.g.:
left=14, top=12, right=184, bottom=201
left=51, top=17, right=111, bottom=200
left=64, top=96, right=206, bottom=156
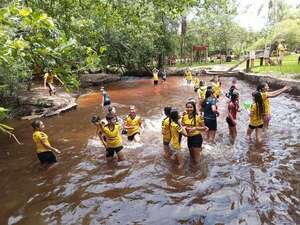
left=204, top=118, right=217, bottom=131
left=187, top=134, right=203, bottom=148
left=163, top=140, right=170, bottom=146
left=106, top=146, right=123, bottom=158
left=249, top=124, right=263, bottom=129
left=128, top=132, right=140, bottom=141
left=103, top=100, right=111, bottom=106
left=154, top=80, right=158, bottom=85
left=226, top=117, right=236, bottom=127
left=37, top=151, right=57, bottom=164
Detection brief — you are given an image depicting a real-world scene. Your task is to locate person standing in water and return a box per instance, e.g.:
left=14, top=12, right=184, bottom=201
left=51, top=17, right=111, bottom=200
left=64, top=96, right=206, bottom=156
left=184, top=68, right=193, bottom=84
left=169, top=109, right=188, bottom=169
left=211, top=76, right=221, bottom=99
left=31, top=120, right=61, bottom=168
left=202, top=89, right=219, bottom=142
left=44, top=69, right=64, bottom=96
left=226, top=92, right=240, bottom=143
left=152, top=68, right=159, bottom=85
left=161, top=68, right=167, bottom=82
left=161, top=106, right=172, bottom=158
left=98, top=113, right=125, bottom=161
left=124, top=105, right=142, bottom=142
left=257, top=83, right=290, bottom=128
left=197, top=80, right=207, bottom=112
left=181, top=101, right=208, bottom=162
left=226, top=77, right=238, bottom=99
left=246, top=91, right=264, bottom=143
left=100, top=88, right=111, bottom=113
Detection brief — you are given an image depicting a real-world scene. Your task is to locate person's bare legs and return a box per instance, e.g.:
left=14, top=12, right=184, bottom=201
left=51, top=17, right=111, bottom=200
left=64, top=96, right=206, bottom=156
left=163, top=144, right=171, bottom=158
left=189, top=147, right=201, bottom=163
left=117, top=151, right=125, bottom=161
left=175, top=152, right=184, bottom=169
left=256, top=128, right=263, bottom=143
left=229, top=126, right=237, bottom=144
left=246, top=127, right=254, bottom=140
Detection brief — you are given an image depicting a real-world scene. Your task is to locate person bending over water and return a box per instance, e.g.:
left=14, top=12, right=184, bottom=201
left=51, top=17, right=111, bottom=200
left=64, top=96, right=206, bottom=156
left=257, top=83, right=290, bottom=129
left=124, top=105, right=142, bottom=142
left=202, top=89, right=219, bottom=142
left=226, top=92, right=240, bottom=143
left=161, top=106, right=172, bottom=158
left=98, top=113, right=125, bottom=161
left=246, top=91, right=264, bottom=143
left=181, top=101, right=208, bottom=163
left=170, top=109, right=188, bottom=169
left=31, top=120, right=61, bottom=168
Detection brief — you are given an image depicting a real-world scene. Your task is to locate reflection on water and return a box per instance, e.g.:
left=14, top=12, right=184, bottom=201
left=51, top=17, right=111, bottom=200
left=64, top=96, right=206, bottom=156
left=0, top=77, right=299, bottom=225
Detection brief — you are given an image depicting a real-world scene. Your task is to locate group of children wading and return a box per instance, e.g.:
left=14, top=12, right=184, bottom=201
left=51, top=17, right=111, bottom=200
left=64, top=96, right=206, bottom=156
left=31, top=68, right=291, bottom=169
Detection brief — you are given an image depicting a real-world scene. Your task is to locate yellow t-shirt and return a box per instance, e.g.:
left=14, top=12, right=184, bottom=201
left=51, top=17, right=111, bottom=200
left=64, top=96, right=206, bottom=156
left=161, top=117, right=171, bottom=142
left=261, top=92, right=270, bottom=115
left=212, top=82, right=220, bottom=97
left=193, top=78, right=200, bottom=88
left=126, top=115, right=141, bottom=136
left=170, top=121, right=183, bottom=151
left=277, top=43, right=285, bottom=53
left=153, top=72, right=159, bottom=81
left=185, top=71, right=192, bottom=81
left=197, top=86, right=207, bottom=100
left=32, top=131, right=51, bottom=153
left=102, top=123, right=122, bottom=148
left=181, top=114, right=203, bottom=136
left=250, top=103, right=263, bottom=127
left=45, top=73, right=55, bottom=84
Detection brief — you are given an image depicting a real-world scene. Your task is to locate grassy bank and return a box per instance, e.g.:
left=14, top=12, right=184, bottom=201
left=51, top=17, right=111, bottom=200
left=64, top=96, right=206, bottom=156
left=252, top=54, right=300, bottom=77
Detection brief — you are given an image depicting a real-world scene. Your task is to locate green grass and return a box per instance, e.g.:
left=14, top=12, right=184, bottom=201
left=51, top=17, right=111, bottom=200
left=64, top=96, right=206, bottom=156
left=175, top=59, right=238, bottom=68
left=252, top=54, right=300, bottom=76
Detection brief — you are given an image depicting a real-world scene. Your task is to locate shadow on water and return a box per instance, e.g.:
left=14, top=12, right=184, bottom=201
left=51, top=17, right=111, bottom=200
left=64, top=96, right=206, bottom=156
left=0, top=77, right=299, bottom=225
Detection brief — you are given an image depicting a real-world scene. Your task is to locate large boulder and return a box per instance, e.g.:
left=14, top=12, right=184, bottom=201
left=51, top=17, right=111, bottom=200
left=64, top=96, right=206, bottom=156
left=79, top=73, right=121, bottom=87
left=17, top=88, right=77, bottom=120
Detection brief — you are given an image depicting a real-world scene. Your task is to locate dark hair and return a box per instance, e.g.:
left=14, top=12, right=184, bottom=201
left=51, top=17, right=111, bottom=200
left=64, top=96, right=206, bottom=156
left=31, top=120, right=42, bottom=130
left=199, top=80, right=205, bottom=86
left=91, top=115, right=100, bottom=124
left=201, top=89, right=214, bottom=108
left=186, top=101, right=197, bottom=126
left=230, top=91, right=239, bottom=102
left=252, top=91, right=264, bottom=119
left=164, top=106, right=172, bottom=117
left=257, top=82, right=267, bottom=92
left=170, top=109, right=180, bottom=124
left=106, top=112, right=115, bottom=121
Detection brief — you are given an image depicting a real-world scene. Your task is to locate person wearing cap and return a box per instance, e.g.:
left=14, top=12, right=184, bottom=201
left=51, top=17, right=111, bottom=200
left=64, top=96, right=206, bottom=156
left=124, top=105, right=142, bottom=142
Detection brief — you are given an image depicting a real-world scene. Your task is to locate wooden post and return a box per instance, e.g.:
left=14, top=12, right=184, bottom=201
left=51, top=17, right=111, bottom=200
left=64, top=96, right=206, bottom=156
left=246, top=59, right=250, bottom=72
left=260, top=57, right=263, bottom=66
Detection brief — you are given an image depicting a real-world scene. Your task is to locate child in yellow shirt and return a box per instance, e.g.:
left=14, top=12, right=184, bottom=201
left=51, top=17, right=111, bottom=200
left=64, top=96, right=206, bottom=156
left=32, top=120, right=61, bottom=166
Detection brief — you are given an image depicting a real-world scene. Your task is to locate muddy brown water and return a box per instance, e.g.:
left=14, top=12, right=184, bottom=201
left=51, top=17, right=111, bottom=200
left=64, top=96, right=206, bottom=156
left=0, top=77, right=299, bottom=225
